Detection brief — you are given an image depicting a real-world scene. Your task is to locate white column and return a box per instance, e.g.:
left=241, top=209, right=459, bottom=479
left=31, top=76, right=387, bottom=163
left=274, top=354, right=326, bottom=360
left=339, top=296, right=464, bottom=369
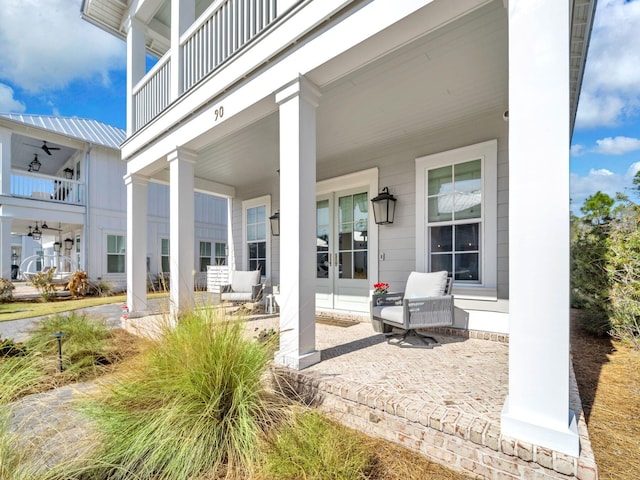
left=170, top=0, right=195, bottom=100
left=125, top=173, right=148, bottom=314
left=168, top=148, right=196, bottom=319
left=274, top=76, right=321, bottom=370
left=0, top=128, right=12, bottom=196
left=0, top=216, right=12, bottom=280
left=125, top=17, right=146, bottom=137
left=502, top=0, right=578, bottom=457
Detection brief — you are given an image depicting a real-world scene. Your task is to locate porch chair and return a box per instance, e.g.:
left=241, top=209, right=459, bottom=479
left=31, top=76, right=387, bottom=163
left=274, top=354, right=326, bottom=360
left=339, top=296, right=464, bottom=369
left=370, top=270, right=454, bottom=346
left=220, top=269, right=264, bottom=303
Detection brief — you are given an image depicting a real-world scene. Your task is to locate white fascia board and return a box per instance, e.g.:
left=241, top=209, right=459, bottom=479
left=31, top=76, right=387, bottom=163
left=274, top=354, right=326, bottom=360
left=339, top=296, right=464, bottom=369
left=123, top=0, right=491, bottom=171
left=0, top=202, right=85, bottom=224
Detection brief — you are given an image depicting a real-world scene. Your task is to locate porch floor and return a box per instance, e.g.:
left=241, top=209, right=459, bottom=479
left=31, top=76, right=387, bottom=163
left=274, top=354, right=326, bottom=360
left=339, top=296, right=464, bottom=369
left=245, top=316, right=597, bottom=480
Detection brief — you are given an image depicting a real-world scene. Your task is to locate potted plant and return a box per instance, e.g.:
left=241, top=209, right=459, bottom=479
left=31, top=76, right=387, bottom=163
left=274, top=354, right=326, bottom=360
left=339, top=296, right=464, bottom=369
left=370, top=282, right=392, bottom=333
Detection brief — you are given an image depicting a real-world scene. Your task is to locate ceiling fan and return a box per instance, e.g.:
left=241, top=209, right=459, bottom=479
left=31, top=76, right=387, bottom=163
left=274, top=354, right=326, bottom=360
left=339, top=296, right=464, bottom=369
left=25, top=140, right=61, bottom=156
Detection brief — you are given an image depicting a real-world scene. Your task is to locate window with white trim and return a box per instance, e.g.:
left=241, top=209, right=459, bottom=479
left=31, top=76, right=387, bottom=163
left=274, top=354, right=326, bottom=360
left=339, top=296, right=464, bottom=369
left=199, top=241, right=227, bottom=271
left=242, top=196, right=271, bottom=278
left=107, top=234, right=125, bottom=273
left=416, top=140, right=497, bottom=289
left=214, top=242, right=227, bottom=265
left=160, top=238, right=170, bottom=273
left=247, top=205, right=267, bottom=275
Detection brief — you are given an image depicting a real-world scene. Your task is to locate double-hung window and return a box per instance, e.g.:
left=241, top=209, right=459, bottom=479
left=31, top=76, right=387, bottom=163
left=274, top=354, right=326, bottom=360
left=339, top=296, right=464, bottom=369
left=107, top=234, right=125, bottom=273
left=214, top=242, right=227, bottom=265
left=160, top=238, right=170, bottom=273
left=416, top=140, right=497, bottom=290
left=243, top=196, right=270, bottom=278
left=199, top=241, right=212, bottom=272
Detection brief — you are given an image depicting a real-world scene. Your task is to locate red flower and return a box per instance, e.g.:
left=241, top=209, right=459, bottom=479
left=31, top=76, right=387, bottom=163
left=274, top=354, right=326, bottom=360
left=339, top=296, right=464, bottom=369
left=373, top=282, right=389, bottom=294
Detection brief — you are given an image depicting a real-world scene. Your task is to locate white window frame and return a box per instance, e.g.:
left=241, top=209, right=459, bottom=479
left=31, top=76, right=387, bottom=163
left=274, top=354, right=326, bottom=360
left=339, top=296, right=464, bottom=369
left=242, top=195, right=271, bottom=279
left=199, top=240, right=212, bottom=272
left=160, top=238, right=170, bottom=273
left=106, top=233, right=126, bottom=274
left=416, top=140, right=497, bottom=294
left=214, top=241, right=227, bottom=266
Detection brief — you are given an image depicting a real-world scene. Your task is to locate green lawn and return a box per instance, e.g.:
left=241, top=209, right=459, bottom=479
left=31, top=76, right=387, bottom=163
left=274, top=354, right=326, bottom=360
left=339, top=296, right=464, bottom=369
left=0, top=293, right=169, bottom=322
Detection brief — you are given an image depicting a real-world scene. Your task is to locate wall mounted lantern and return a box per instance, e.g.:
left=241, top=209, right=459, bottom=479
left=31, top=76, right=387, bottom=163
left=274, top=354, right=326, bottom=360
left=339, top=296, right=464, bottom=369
left=64, top=238, right=74, bottom=250
left=269, top=211, right=280, bottom=236
left=53, top=242, right=61, bottom=253
left=28, top=222, right=42, bottom=241
left=371, top=187, right=397, bottom=225
left=63, top=168, right=74, bottom=179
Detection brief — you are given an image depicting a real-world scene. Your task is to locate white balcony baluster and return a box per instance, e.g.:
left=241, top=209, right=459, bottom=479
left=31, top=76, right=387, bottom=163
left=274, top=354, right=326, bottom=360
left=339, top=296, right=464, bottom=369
left=11, top=170, right=85, bottom=205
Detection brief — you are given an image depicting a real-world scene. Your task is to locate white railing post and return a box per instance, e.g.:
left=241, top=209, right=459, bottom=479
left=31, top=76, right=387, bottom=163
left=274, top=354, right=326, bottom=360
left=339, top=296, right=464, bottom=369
left=172, top=0, right=195, bottom=101
left=126, top=16, right=146, bottom=136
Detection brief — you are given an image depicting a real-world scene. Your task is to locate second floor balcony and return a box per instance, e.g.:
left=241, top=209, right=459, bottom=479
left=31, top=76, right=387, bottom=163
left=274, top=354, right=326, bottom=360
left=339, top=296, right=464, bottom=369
left=9, top=170, right=85, bottom=206
left=120, top=0, right=307, bottom=133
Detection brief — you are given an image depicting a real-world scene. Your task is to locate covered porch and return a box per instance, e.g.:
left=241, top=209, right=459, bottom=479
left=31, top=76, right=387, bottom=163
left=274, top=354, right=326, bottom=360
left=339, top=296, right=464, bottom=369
left=121, top=0, right=591, bottom=465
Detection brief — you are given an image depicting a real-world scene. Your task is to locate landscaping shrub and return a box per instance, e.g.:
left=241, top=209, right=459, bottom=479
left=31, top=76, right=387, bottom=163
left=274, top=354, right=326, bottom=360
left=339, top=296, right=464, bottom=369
left=47, top=308, right=285, bottom=479
left=0, top=278, right=14, bottom=303
left=261, top=410, right=376, bottom=480
left=30, top=269, right=57, bottom=301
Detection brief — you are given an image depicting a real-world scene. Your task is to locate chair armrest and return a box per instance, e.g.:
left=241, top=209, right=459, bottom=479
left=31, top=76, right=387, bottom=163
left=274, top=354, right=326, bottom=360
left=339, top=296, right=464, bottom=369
left=403, top=295, right=454, bottom=328
left=371, top=292, right=404, bottom=307
left=251, top=284, right=264, bottom=301
left=220, top=284, right=232, bottom=293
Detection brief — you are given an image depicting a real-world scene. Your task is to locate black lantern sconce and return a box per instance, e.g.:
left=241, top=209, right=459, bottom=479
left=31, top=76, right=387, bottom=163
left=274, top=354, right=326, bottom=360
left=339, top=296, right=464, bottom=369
left=64, top=238, right=74, bottom=250
left=269, top=211, right=280, bottom=236
left=63, top=168, right=74, bottom=179
left=371, top=187, right=397, bottom=225
left=53, top=241, right=62, bottom=253
left=27, top=221, right=42, bottom=241
left=28, top=154, right=42, bottom=172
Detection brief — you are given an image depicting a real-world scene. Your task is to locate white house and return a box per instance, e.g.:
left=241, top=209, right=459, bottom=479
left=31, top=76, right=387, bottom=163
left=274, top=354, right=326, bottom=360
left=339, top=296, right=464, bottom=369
left=81, top=0, right=596, bottom=464
left=0, top=113, right=228, bottom=289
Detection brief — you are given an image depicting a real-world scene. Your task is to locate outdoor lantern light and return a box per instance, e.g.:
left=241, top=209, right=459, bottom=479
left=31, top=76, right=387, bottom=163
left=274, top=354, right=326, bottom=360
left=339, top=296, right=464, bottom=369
left=28, top=155, right=42, bottom=172
left=64, top=238, right=74, bottom=250
left=52, top=331, right=66, bottom=372
left=371, top=187, right=397, bottom=225
left=269, top=211, right=280, bottom=236
left=30, top=221, right=42, bottom=241
left=53, top=241, right=61, bottom=253
left=63, top=168, right=74, bottom=179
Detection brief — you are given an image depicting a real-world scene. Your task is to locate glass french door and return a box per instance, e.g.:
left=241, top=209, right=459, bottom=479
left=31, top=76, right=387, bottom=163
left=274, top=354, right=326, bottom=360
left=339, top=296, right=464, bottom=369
left=316, top=188, right=370, bottom=312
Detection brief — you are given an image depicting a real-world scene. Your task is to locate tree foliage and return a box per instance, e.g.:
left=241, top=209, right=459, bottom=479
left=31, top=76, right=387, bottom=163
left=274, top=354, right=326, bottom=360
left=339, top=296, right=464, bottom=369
left=571, top=185, right=640, bottom=347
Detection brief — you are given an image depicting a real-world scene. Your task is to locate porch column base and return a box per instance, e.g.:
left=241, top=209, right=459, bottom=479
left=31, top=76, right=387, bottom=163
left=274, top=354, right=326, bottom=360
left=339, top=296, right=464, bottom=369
left=275, top=349, right=321, bottom=370
left=501, top=396, right=580, bottom=457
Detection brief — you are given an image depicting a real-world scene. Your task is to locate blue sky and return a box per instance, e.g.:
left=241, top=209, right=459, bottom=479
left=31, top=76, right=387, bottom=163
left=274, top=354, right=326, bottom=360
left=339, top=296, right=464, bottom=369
left=1, top=0, right=639, bottom=211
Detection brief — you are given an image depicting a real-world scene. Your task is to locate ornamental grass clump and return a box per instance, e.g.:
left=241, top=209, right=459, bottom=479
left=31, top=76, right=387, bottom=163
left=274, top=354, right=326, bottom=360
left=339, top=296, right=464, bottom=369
left=261, top=410, right=376, bottom=480
left=25, top=312, right=112, bottom=379
left=49, top=308, right=284, bottom=480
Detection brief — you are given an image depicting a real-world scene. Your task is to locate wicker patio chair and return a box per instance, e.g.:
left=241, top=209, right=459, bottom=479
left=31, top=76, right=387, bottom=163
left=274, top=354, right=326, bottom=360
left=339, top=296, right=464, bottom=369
left=370, top=271, right=454, bottom=346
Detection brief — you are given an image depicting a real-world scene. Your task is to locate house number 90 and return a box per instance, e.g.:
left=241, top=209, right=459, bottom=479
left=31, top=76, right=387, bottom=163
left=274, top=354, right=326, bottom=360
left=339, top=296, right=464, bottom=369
left=214, top=106, right=224, bottom=121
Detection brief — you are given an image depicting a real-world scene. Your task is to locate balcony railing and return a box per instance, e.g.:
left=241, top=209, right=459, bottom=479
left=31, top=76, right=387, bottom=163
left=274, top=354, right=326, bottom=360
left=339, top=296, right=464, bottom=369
left=132, top=0, right=287, bottom=132
left=10, top=170, right=85, bottom=206
left=133, top=54, right=171, bottom=132
left=182, top=0, right=278, bottom=91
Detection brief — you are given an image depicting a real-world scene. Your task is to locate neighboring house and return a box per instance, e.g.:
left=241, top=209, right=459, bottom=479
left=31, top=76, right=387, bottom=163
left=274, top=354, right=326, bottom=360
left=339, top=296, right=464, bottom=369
left=81, top=0, right=596, bottom=462
left=0, top=113, right=228, bottom=290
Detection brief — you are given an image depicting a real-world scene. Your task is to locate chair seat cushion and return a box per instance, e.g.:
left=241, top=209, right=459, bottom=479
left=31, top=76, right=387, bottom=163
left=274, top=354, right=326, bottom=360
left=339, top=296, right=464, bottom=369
left=221, top=292, right=254, bottom=302
left=372, top=305, right=404, bottom=325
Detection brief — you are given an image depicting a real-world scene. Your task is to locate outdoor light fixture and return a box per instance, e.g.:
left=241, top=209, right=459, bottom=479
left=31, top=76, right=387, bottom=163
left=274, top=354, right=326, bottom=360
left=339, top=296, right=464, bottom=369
left=64, top=238, right=74, bottom=250
left=28, top=155, right=42, bottom=172
left=63, top=168, right=74, bottom=179
left=53, top=242, right=61, bottom=253
left=28, top=221, right=42, bottom=241
left=269, top=211, right=280, bottom=236
left=52, top=331, right=66, bottom=372
left=371, top=187, right=397, bottom=225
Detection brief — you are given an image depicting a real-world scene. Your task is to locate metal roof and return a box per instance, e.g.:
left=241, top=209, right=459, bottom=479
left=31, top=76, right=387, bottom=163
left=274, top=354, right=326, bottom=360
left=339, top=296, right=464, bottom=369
left=0, top=113, right=125, bottom=151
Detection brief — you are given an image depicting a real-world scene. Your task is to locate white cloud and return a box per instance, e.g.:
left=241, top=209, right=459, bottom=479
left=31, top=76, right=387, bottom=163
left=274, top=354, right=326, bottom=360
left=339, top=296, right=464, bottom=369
left=575, top=0, right=640, bottom=129
left=593, top=136, right=640, bottom=155
left=0, top=83, right=25, bottom=112
left=570, top=164, right=640, bottom=210
left=0, top=0, right=125, bottom=93
left=570, top=144, right=586, bottom=157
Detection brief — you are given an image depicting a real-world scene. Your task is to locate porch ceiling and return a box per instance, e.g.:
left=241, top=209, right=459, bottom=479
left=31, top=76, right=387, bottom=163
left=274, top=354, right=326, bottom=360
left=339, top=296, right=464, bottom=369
left=173, top=1, right=508, bottom=191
